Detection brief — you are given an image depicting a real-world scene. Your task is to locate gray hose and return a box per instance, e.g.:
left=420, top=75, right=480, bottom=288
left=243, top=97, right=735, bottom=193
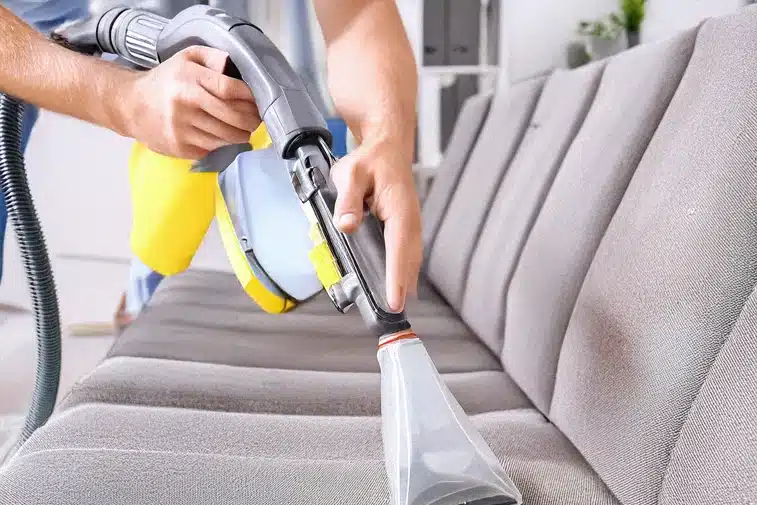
left=0, top=93, right=62, bottom=456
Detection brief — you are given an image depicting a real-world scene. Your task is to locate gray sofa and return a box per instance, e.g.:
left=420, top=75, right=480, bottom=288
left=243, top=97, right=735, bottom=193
left=2, top=5, right=757, bottom=504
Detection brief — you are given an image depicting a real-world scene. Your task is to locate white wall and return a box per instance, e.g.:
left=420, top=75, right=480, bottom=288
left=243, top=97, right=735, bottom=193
left=501, top=0, right=618, bottom=82
left=0, top=112, right=232, bottom=312
left=642, top=0, right=748, bottom=43
left=395, top=0, right=424, bottom=67
left=499, top=0, right=750, bottom=83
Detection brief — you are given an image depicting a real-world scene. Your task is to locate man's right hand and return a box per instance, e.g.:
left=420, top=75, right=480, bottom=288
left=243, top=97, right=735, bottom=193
left=120, top=46, right=261, bottom=160
left=0, top=6, right=260, bottom=161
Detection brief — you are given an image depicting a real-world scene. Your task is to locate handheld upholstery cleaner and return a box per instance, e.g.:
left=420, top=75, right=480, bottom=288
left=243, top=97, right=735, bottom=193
left=0, top=5, right=523, bottom=503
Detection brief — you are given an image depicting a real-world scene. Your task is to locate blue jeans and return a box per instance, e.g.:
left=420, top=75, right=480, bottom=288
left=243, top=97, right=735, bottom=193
left=0, top=0, right=87, bottom=283
left=0, top=105, right=39, bottom=281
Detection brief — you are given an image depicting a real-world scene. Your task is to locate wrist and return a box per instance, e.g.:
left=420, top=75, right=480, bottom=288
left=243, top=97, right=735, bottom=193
left=101, top=67, right=141, bottom=138
left=358, top=125, right=415, bottom=165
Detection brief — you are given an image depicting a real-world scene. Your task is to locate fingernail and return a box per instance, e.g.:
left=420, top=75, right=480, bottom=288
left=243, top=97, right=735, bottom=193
left=337, top=213, right=359, bottom=231
left=388, top=286, right=406, bottom=312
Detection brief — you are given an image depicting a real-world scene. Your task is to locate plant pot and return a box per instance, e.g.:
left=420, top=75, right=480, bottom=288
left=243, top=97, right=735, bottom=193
left=585, top=34, right=626, bottom=60
left=567, top=41, right=591, bottom=68
left=627, top=30, right=640, bottom=48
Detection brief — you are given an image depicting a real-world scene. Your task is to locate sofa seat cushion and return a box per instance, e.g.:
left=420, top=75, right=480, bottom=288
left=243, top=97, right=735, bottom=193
left=148, top=269, right=454, bottom=316
left=108, top=269, right=487, bottom=373
left=58, top=357, right=531, bottom=415
left=0, top=405, right=619, bottom=505
left=108, top=313, right=496, bottom=373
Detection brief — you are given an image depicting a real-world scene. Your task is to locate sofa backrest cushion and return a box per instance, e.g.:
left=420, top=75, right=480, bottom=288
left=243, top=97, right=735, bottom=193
left=460, top=62, right=604, bottom=353
left=426, top=77, right=544, bottom=310
left=503, top=26, right=698, bottom=412
left=422, top=92, right=493, bottom=256
left=550, top=8, right=757, bottom=504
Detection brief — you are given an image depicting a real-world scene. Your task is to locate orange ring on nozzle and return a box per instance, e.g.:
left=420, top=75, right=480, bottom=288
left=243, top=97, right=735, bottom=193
left=377, top=329, right=417, bottom=349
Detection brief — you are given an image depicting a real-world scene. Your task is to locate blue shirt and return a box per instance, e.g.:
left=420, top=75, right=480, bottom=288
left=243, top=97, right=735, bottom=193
left=4, top=0, right=88, bottom=33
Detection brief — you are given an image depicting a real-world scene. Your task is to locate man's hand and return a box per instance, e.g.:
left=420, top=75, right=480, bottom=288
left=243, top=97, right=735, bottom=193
left=0, top=6, right=259, bottom=161
left=122, top=46, right=260, bottom=160
left=313, top=0, right=420, bottom=312
left=331, top=136, right=422, bottom=312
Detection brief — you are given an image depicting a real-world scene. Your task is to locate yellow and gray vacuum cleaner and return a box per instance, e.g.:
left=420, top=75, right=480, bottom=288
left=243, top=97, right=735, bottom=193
left=0, top=5, right=524, bottom=504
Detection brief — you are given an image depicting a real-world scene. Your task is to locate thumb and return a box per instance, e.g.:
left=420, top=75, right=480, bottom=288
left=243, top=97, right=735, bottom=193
left=330, top=152, right=372, bottom=234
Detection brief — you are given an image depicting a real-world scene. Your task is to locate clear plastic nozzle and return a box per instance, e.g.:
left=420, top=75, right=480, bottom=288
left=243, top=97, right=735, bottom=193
left=378, top=333, right=522, bottom=505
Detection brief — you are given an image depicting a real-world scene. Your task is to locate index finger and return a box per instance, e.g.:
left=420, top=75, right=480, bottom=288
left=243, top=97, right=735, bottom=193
left=383, top=213, right=422, bottom=312
left=178, top=45, right=230, bottom=72
left=180, top=46, right=256, bottom=102
left=193, top=63, right=256, bottom=102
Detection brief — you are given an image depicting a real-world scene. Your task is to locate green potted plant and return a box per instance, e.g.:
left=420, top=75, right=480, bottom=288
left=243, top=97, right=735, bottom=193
left=614, top=0, right=646, bottom=47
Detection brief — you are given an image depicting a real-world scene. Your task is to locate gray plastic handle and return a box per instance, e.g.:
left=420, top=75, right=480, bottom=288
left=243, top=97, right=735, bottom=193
left=155, top=4, right=331, bottom=157
left=97, top=8, right=167, bottom=68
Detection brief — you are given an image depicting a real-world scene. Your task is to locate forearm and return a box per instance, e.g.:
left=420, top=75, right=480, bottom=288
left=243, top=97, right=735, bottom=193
left=0, top=6, right=136, bottom=136
left=313, top=0, right=417, bottom=157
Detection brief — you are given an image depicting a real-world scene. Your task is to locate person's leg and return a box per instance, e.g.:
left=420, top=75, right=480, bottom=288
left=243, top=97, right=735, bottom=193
left=113, top=256, right=166, bottom=334
left=0, top=104, right=39, bottom=285
left=21, top=104, right=39, bottom=150
left=125, top=257, right=165, bottom=316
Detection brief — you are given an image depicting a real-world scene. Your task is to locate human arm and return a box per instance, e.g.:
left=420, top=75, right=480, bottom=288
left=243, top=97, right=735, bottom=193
left=312, top=0, right=421, bottom=312
left=0, top=5, right=260, bottom=159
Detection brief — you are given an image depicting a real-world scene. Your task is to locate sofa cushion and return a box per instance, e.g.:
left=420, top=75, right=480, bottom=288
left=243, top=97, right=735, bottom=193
left=0, top=405, right=618, bottom=505
left=108, top=313, right=497, bottom=373
left=657, top=286, right=757, bottom=504
left=58, top=357, right=531, bottom=415
left=106, top=270, right=493, bottom=374
left=502, top=26, right=698, bottom=412
left=461, top=62, right=604, bottom=353
left=148, top=269, right=452, bottom=316
left=426, top=77, right=545, bottom=310
left=550, top=8, right=757, bottom=505
left=422, top=91, right=493, bottom=255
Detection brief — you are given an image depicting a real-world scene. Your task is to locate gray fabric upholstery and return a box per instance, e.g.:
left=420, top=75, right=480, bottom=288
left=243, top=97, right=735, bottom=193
left=153, top=269, right=451, bottom=315
left=58, top=357, right=530, bottom=415
left=658, top=286, right=757, bottom=504
left=121, top=301, right=462, bottom=342
left=501, top=28, right=698, bottom=412
left=0, top=406, right=618, bottom=505
left=550, top=9, right=757, bottom=505
left=108, top=314, right=498, bottom=373
left=462, top=62, right=604, bottom=353
left=422, top=92, right=493, bottom=255
left=107, top=268, right=491, bottom=373
left=426, top=77, right=544, bottom=310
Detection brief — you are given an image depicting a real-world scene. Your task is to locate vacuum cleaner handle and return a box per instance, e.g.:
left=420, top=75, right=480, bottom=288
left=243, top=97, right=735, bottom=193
left=292, top=142, right=411, bottom=337
left=95, top=7, right=167, bottom=68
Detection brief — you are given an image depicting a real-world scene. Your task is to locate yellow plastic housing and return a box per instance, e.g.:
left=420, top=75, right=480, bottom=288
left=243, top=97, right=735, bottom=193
left=128, top=145, right=216, bottom=276
left=128, top=124, right=277, bottom=290
left=302, top=203, right=342, bottom=290
left=128, top=122, right=339, bottom=315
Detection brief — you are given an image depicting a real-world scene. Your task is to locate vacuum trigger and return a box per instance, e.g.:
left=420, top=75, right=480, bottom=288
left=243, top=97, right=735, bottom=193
left=191, top=143, right=253, bottom=173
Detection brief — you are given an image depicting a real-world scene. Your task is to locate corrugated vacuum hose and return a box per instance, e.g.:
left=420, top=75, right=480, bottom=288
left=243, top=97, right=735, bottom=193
left=0, top=93, right=62, bottom=457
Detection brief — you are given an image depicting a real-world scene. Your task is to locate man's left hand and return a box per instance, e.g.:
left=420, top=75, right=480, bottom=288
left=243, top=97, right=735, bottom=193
left=330, top=137, right=422, bottom=313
